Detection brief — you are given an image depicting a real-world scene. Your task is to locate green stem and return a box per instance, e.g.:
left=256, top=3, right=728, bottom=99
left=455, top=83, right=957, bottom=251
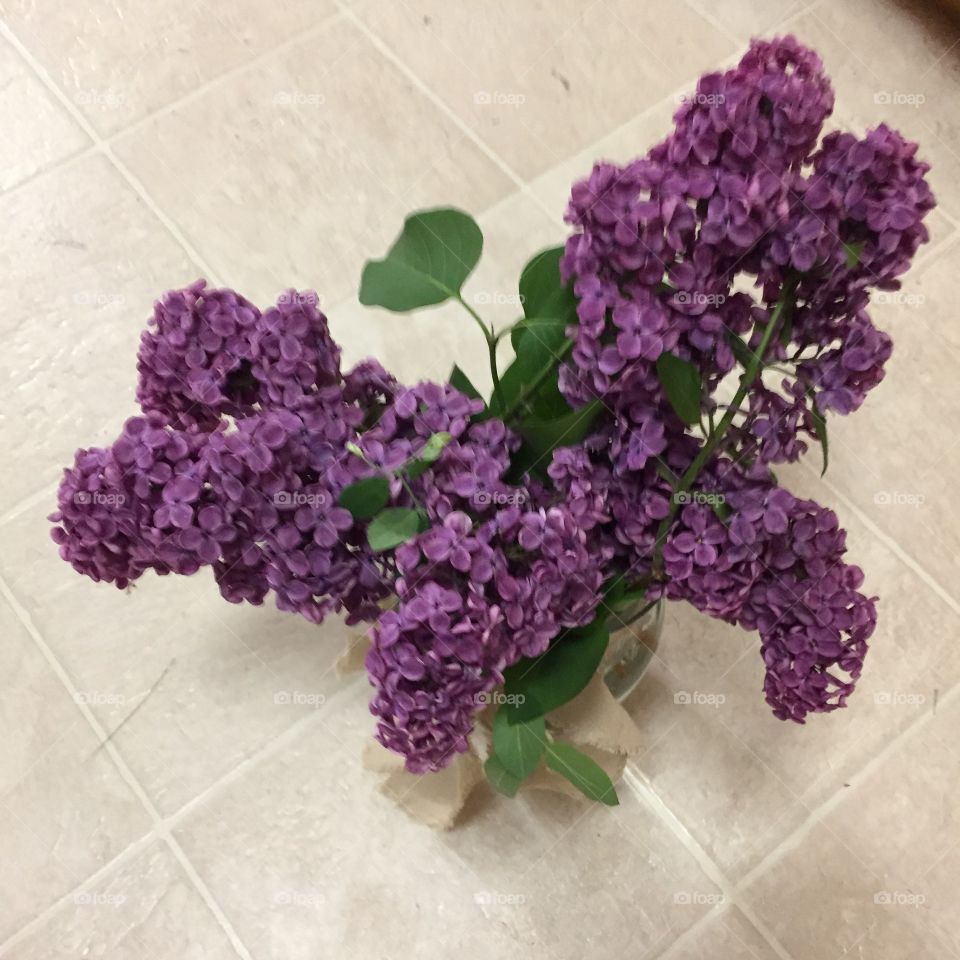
left=651, top=277, right=798, bottom=576
left=456, top=295, right=503, bottom=408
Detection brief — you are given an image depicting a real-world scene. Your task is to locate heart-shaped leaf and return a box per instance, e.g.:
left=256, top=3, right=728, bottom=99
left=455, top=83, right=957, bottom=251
left=366, top=507, right=427, bottom=552
left=359, top=208, right=483, bottom=312
left=545, top=741, right=619, bottom=806
left=503, top=618, right=609, bottom=720
left=656, top=351, right=702, bottom=426
left=338, top=476, right=390, bottom=520
left=514, top=245, right=576, bottom=348
left=405, top=432, right=453, bottom=480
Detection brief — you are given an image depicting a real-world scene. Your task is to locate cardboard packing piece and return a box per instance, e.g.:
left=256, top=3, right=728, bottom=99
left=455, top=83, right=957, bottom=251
left=349, top=625, right=646, bottom=827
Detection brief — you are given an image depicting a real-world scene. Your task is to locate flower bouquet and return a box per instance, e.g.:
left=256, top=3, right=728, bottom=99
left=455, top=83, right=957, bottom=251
left=50, top=37, right=934, bottom=810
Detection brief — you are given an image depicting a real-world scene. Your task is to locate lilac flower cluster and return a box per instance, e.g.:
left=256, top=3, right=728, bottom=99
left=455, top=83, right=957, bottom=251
left=367, top=504, right=609, bottom=772
left=51, top=36, right=927, bottom=778
left=561, top=35, right=933, bottom=471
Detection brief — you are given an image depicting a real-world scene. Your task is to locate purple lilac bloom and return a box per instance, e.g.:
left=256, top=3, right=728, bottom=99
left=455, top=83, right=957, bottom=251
left=366, top=502, right=609, bottom=772
left=136, top=282, right=342, bottom=430
left=136, top=281, right=262, bottom=430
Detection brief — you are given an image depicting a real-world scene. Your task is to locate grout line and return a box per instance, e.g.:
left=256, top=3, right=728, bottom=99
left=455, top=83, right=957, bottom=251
left=0, top=143, right=97, bottom=204
left=103, top=11, right=346, bottom=146
left=621, top=766, right=795, bottom=960
left=0, top=576, right=254, bottom=960
left=0, top=22, right=222, bottom=284
left=800, top=458, right=960, bottom=615
left=0, top=481, right=59, bottom=529
left=0, top=831, right=157, bottom=959
left=0, top=614, right=358, bottom=955
left=736, top=674, right=960, bottom=895
left=335, top=3, right=529, bottom=197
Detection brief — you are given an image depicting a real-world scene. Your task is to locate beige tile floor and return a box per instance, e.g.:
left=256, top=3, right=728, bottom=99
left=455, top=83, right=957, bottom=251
left=1, top=0, right=959, bottom=956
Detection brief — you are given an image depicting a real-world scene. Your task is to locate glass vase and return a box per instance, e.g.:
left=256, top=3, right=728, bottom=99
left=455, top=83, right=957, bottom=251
left=601, top=600, right=664, bottom=701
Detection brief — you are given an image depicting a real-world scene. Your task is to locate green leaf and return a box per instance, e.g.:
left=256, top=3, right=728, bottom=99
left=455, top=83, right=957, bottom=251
left=808, top=392, right=829, bottom=476
left=366, top=507, right=426, bottom=552
left=515, top=245, right=576, bottom=349
left=449, top=364, right=483, bottom=402
left=844, top=240, right=865, bottom=269
left=359, top=208, right=483, bottom=312
left=484, top=754, right=522, bottom=798
left=490, top=317, right=569, bottom=417
left=656, top=352, right=702, bottom=426
left=338, top=476, right=390, bottom=520
left=405, top=432, right=453, bottom=480
left=515, top=399, right=601, bottom=468
left=545, top=741, right=619, bottom=806
left=492, top=709, right=546, bottom=780
left=504, top=618, right=609, bottom=721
